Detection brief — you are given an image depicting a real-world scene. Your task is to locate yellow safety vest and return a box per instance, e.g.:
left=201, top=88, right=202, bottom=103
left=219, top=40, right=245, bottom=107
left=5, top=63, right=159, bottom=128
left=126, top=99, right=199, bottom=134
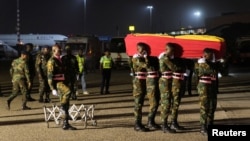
left=101, top=56, right=112, bottom=69
left=76, top=55, right=85, bottom=73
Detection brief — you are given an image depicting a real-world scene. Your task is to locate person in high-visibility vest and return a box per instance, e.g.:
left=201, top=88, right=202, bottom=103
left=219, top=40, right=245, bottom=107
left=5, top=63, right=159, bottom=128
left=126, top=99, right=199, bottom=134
left=99, top=49, right=114, bottom=94
left=75, top=48, right=89, bottom=95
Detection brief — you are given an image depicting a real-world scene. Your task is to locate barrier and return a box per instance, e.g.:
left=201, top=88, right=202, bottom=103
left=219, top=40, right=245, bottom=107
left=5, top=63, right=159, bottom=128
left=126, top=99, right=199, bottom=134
left=43, top=104, right=97, bottom=128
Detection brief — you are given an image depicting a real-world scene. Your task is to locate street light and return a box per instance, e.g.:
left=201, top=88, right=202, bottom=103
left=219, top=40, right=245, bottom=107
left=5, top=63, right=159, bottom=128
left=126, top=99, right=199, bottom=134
left=193, top=11, right=201, bottom=17
left=147, top=5, right=153, bottom=32
left=16, top=0, right=21, bottom=45
left=83, top=0, right=87, bottom=34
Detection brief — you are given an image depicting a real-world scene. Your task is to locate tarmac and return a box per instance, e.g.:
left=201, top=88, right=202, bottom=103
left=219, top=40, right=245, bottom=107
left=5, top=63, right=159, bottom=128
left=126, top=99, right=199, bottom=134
left=0, top=60, right=250, bottom=141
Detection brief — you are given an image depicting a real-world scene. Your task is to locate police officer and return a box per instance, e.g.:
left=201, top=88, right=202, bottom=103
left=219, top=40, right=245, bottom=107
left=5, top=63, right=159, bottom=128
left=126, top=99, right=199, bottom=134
left=25, top=43, right=36, bottom=101
left=195, top=48, right=219, bottom=136
left=158, top=43, right=186, bottom=133
left=131, top=42, right=160, bottom=132
left=61, top=46, right=79, bottom=100
left=99, top=49, right=114, bottom=94
left=35, top=46, right=51, bottom=103
left=47, top=44, right=77, bottom=130
left=7, top=51, right=31, bottom=110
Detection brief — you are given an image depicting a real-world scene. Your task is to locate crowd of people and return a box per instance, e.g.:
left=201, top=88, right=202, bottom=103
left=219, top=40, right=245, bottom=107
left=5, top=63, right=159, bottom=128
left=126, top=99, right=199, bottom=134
left=4, top=41, right=221, bottom=134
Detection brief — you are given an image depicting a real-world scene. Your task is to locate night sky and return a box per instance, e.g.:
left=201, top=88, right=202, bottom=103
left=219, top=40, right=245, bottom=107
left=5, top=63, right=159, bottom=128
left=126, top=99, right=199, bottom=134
left=1, top=0, right=250, bottom=37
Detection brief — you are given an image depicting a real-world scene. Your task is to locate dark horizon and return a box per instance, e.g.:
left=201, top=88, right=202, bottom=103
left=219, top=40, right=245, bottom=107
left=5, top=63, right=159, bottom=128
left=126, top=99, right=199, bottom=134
left=1, top=0, right=250, bottom=37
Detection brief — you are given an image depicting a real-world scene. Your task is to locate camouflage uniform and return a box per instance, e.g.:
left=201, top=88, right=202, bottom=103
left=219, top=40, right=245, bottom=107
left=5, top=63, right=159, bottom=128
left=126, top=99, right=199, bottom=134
left=131, top=53, right=160, bottom=131
left=170, top=57, right=186, bottom=129
left=61, top=51, right=79, bottom=100
left=195, top=57, right=218, bottom=133
left=35, top=50, right=51, bottom=103
left=7, top=56, right=31, bottom=110
left=158, top=52, right=186, bottom=132
left=47, top=54, right=76, bottom=130
left=146, top=56, right=160, bottom=130
left=158, top=52, right=174, bottom=132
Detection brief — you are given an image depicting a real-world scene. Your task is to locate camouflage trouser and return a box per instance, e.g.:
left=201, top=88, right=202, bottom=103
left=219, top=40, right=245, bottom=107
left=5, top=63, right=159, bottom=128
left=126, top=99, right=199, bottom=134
left=171, top=78, right=185, bottom=122
left=133, top=78, right=146, bottom=122
left=197, top=82, right=217, bottom=125
left=56, top=82, right=71, bottom=105
left=159, top=78, right=172, bottom=123
left=26, top=75, right=35, bottom=98
left=38, top=77, right=50, bottom=97
left=64, top=75, right=77, bottom=97
left=146, top=77, right=160, bottom=119
left=132, top=77, right=159, bottom=122
left=8, top=79, right=28, bottom=105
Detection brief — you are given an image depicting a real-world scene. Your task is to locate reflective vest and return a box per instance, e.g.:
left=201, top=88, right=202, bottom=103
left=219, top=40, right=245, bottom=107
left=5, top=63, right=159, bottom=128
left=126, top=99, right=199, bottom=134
left=76, top=55, right=85, bottom=73
left=101, top=56, right=112, bottom=69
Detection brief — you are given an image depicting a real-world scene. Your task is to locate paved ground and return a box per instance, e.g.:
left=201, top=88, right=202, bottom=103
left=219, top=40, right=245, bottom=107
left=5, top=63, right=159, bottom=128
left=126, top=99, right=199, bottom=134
left=0, top=60, right=250, bottom=141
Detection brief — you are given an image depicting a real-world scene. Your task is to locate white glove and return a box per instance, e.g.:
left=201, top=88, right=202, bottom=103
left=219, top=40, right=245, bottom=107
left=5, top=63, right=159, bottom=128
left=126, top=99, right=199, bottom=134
left=184, top=69, right=190, bottom=77
left=198, top=58, right=206, bottom=63
left=219, top=59, right=225, bottom=63
left=52, top=89, right=58, bottom=96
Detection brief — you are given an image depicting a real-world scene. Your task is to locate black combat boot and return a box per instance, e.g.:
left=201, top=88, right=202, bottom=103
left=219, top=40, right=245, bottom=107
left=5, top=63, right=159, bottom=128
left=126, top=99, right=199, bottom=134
left=134, top=121, right=148, bottom=132
left=162, top=122, right=176, bottom=133
left=22, top=102, right=31, bottom=110
left=44, top=93, right=50, bottom=103
left=71, top=92, right=77, bottom=100
left=39, top=96, right=44, bottom=103
left=200, top=124, right=208, bottom=136
left=147, top=117, right=161, bottom=130
left=170, top=120, right=185, bottom=130
left=6, top=99, right=11, bottom=110
left=61, top=104, right=77, bottom=130
left=62, top=119, right=77, bottom=130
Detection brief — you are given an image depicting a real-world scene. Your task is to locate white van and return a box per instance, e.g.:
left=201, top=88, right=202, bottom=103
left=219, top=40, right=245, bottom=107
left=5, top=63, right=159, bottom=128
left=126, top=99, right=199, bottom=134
left=109, top=37, right=129, bottom=69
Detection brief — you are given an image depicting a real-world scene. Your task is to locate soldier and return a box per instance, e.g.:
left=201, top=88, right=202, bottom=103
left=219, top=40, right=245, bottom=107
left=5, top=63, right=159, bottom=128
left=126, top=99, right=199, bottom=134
left=131, top=42, right=160, bottom=132
left=35, top=46, right=51, bottom=103
left=158, top=42, right=186, bottom=133
left=25, top=43, right=36, bottom=101
left=99, top=49, right=114, bottom=94
left=61, top=46, right=79, bottom=100
left=195, top=48, right=219, bottom=136
left=7, top=51, right=31, bottom=110
left=47, top=44, right=77, bottom=130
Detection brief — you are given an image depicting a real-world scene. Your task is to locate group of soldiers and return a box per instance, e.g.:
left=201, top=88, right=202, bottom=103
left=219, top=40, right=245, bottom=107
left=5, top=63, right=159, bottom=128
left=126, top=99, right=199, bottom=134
left=6, top=43, right=89, bottom=130
left=4, top=41, right=220, bottom=133
left=130, top=42, right=220, bottom=136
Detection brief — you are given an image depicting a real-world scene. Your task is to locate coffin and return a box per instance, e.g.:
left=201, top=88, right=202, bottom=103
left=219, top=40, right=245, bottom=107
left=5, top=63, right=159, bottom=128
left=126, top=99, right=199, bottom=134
left=124, top=33, right=226, bottom=59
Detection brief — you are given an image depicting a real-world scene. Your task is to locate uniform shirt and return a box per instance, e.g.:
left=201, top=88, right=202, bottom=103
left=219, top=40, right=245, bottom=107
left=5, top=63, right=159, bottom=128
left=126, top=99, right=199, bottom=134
left=158, top=52, right=174, bottom=73
left=47, top=56, right=64, bottom=90
left=131, top=53, right=148, bottom=72
left=100, top=55, right=113, bottom=69
left=158, top=52, right=186, bottom=73
left=35, top=52, right=51, bottom=78
left=195, top=58, right=218, bottom=77
left=10, top=57, right=30, bottom=83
